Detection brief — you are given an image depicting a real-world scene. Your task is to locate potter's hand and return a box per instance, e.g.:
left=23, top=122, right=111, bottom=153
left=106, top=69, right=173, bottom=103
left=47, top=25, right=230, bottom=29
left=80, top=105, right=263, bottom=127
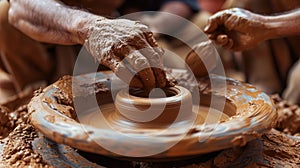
left=85, top=18, right=167, bottom=89
left=204, top=8, right=271, bottom=51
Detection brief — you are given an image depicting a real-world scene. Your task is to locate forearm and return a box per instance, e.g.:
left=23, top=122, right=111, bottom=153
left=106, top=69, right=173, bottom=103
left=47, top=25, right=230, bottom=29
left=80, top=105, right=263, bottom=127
left=266, top=8, right=300, bottom=39
left=8, top=0, right=104, bottom=45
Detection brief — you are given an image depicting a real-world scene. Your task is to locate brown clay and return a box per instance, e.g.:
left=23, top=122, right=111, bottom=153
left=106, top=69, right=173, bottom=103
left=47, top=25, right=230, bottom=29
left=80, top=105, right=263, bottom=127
left=0, top=95, right=298, bottom=167
left=0, top=106, right=13, bottom=138
left=28, top=69, right=277, bottom=160
left=185, top=41, right=217, bottom=78
left=30, top=128, right=300, bottom=167
left=272, top=94, right=300, bottom=135
left=0, top=105, right=51, bottom=167
left=0, top=71, right=299, bottom=166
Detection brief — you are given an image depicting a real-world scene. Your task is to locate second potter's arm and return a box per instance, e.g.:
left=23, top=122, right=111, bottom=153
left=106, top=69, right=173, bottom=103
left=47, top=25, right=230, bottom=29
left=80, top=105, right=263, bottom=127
left=205, top=8, right=300, bottom=51
left=267, top=8, right=300, bottom=38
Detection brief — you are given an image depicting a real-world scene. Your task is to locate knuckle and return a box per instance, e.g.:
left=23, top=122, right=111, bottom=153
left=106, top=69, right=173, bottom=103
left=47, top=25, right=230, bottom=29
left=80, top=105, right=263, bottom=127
left=134, top=57, right=148, bottom=67
left=135, top=21, right=149, bottom=30
left=156, top=47, right=164, bottom=56
left=113, top=43, right=130, bottom=56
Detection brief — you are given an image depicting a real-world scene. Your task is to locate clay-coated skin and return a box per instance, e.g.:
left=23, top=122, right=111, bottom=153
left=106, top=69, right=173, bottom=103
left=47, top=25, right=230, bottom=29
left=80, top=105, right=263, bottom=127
left=8, top=0, right=167, bottom=89
left=204, top=8, right=271, bottom=51
left=205, top=8, right=300, bottom=51
left=86, top=19, right=167, bottom=88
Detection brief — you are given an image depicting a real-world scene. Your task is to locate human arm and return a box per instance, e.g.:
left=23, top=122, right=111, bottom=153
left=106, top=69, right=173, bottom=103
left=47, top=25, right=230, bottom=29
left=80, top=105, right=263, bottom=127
left=268, top=8, right=300, bottom=38
left=8, top=0, right=168, bottom=89
left=204, top=8, right=300, bottom=51
left=8, top=0, right=97, bottom=45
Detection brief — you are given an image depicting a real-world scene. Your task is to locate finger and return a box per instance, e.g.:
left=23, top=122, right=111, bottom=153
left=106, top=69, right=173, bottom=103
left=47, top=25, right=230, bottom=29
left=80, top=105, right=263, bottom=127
left=216, top=34, right=229, bottom=46
left=125, top=33, right=164, bottom=57
left=207, top=34, right=216, bottom=40
left=143, top=32, right=167, bottom=88
left=205, top=10, right=233, bottom=34
left=224, top=15, right=239, bottom=31
left=204, top=14, right=224, bottom=34
left=100, top=54, right=144, bottom=88
left=140, top=47, right=167, bottom=88
left=114, top=33, right=166, bottom=88
left=204, top=19, right=218, bottom=34
left=115, top=40, right=162, bottom=88
left=115, top=62, right=144, bottom=88
left=144, top=32, right=164, bottom=56
left=153, top=67, right=167, bottom=87
left=116, top=30, right=167, bottom=88
left=112, top=43, right=132, bottom=58
left=144, top=32, right=157, bottom=46
left=207, top=27, right=227, bottom=41
left=222, top=38, right=234, bottom=50
left=165, top=70, right=176, bottom=87
left=124, top=50, right=156, bottom=89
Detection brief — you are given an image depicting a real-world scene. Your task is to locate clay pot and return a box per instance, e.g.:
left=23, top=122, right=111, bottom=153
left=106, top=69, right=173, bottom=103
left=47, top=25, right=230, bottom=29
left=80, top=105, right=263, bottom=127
left=115, top=86, right=193, bottom=125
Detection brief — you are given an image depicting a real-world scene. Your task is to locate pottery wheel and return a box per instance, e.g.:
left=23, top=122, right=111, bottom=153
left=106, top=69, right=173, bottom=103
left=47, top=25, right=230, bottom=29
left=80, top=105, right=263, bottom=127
left=28, top=69, right=277, bottom=160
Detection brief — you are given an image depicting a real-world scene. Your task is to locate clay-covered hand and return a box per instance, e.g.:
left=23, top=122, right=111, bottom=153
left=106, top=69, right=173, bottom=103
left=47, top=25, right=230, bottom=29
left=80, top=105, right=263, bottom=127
left=85, top=18, right=167, bottom=89
left=204, top=8, right=272, bottom=51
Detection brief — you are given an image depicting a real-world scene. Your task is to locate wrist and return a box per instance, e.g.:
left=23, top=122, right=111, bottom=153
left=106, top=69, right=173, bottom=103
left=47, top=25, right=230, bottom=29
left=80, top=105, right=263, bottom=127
left=73, top=13, right=106, bottom=44
left=264, top=16, right=286, bottom=40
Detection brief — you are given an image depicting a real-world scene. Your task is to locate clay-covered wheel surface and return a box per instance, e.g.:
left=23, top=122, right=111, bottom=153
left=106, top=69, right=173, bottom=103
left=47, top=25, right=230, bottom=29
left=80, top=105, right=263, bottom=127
left=28, top=70, right=277, bottom=160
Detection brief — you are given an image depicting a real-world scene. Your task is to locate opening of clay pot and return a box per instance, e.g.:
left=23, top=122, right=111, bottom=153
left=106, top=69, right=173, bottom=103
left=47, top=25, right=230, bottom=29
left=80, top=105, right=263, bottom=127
left=129, top=87, right=179, bottom=98
left=115, top=86, right=193, bottom=125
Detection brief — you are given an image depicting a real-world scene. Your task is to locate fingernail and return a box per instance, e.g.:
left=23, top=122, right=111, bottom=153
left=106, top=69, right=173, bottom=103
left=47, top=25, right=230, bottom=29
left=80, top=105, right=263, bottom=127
left=204, top=25, right=209, bottom=32
left=148, top=32, right=153, bottom=37
left=208, top=34, right=215, bottom=39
